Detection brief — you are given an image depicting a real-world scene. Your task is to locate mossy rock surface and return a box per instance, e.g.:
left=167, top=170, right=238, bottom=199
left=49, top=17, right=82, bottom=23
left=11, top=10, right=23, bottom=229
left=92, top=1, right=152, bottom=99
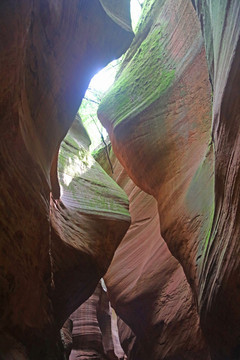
left=98, top=0, right=175, bottom=129
left=58, top=133, right=130, bottom=220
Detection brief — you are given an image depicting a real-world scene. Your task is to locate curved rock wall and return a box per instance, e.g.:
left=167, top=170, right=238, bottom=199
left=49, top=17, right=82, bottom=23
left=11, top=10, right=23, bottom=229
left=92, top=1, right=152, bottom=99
left=51, top=119, right=130, bottom=327
left=0, top=1, right=133, bottom=358
left=1, top=0, right=239, bottom=358
left=192, top=1, right=240, bottom=358
left=99, top=0, right=213, bottom=295
left=96, top=146, right=209, bottom=359
left=98, top=0, right=240, bottom=358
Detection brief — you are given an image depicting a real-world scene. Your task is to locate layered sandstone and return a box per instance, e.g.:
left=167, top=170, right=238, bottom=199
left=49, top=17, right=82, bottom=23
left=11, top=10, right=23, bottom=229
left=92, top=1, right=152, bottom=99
left=1, top=0, right=240, bottom=358
left=99, top=0, right=213, bottom=295
left=98, top=0, right=240, bottom=358
left=0, top=1, right=133, bottom=358
left=97, top=146, right=210, bottom=359
left=51, top=118, right=130, bottom=327
left=192, top=1, right=240, bottom=358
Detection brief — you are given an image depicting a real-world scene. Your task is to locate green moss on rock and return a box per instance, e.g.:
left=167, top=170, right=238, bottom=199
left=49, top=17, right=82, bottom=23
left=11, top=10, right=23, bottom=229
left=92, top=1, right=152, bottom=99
left=185, top=143, right=215, bottom=261
left=99, top=6, right=175, bottom=128
left=58, top=134, right=130, bottom=220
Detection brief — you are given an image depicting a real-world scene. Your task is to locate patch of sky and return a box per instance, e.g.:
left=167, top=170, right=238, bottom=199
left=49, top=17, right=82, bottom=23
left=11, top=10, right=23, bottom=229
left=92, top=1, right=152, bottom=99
left=78, top=0, right=144, bottom=152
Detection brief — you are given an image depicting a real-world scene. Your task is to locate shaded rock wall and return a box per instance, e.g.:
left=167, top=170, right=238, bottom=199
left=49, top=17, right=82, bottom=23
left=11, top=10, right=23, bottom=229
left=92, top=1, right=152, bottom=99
left=1, top=0, right=239, bottom=358
left=62, top=281, right=126, bottom=360
left=192, top=1, right=240, bottom=358
left=69, top=283, right=115, bottom=360
left=0, top=1, right=133, bottom=358
left=97, top=146, right=209, bottom=359
left=116, top=317, right=136, bottom=359
left=98, top=0, right=240, bottom=358
left=51, top=119, right=130, bottom=327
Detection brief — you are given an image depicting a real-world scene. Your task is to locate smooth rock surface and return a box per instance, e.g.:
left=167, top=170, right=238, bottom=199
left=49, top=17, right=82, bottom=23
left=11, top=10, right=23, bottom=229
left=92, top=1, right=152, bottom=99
left=98, top=0, right=240, bottom=358
left=192, top=1, right=240, bottom=358
left=0, top=1, right=133, bottom=358
left=69, top=283, right=116, bottom=360
left=51, top=121, right=130, bottom=327
left=96, top=146, right=209, bottom=359
left=98, top=0, right=213, bottom=296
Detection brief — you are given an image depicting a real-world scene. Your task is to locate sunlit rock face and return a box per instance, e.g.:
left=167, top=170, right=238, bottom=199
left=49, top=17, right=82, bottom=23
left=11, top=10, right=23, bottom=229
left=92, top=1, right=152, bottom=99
left=99, top=0, right=213, bottom=295
left=99, top=0, right=212, bottom=304
left=96, top=147, right=210, bottom=360
left=98, top=0, right=240, bottom=358
left=51, top=117, right=130, bottom=327
left=0, top=1, right=133, bottom=358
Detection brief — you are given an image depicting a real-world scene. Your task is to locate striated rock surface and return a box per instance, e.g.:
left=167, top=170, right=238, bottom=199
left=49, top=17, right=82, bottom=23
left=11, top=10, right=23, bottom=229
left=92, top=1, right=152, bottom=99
left=98, top=0, right=240, bottom=358
left=51, top=119, right=130, bottom=327
left=116, top=317, right=135, bottom=359
left=1, top=0, right=239, bottom=358
left=63, top=280, right=126, bottom=360
left=97, top=146, right=209, bottom=359
left=69, top=283, right=117, bottom=360
left=192, top=1, right=240, bottom=358
left=0, top=1, right=133, bottom=358
left=98, top=0, right=213, bottom=295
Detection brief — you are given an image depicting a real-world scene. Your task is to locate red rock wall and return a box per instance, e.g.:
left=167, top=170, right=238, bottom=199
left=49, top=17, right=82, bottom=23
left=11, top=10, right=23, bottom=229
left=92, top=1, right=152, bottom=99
left=192, top=1, right=240, bottom=358
left=98, top=0, right=240, bottom=358
left=97, top=147, right=210, bottom=359
left=69, top=283, right=115, bottom=360
left=50, top=125, right=131, bottom=328
left=0, top=1, right=133, bottom=358
left=99, top=0, right=213, bottom=296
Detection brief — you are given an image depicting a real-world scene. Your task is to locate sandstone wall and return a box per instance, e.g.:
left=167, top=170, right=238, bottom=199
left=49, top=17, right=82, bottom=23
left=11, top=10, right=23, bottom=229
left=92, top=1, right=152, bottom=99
left=98, top=0, right=240, bottom=358
left=97, top=146, right=210, bottom=359
left=0, top=1, right=133, bottom=358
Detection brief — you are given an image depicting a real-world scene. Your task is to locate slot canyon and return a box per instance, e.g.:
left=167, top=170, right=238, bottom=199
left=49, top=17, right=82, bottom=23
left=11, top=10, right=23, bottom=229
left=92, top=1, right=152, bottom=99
left=0, top=0, right=240, bottom=359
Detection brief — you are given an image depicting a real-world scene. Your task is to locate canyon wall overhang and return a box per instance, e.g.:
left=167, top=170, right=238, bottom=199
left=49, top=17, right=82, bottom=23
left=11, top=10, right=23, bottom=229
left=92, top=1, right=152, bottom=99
left=0, top=1, right=133, bottom=358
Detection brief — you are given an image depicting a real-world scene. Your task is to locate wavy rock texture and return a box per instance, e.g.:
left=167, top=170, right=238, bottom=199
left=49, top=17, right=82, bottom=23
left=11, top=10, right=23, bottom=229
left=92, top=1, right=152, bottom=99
left=69, top=283, right=115, bottom=360
left=98, top=0, right=212, bottom=300
left=0, top=1, right=133, bottom=358
left=99, top=0, right=213, bottom=293
left=116, top=317, right=136, bottom=359
left=62, top=280, right=126, bottom=360
left=98, top=0, right=240, bottom=358
left=96, top=147, right=209, bottom=360
left=51, top=119, right=130, bottom=327
left=192, top=1, right=240, bottom=358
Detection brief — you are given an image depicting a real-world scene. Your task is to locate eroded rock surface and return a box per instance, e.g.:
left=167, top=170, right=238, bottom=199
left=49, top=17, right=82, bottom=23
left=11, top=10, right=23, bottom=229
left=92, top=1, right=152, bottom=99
left=69, top=283, right=116, bottom=360
left=51, top=119, right=130, bottom=327
left=99, top=0, right=213, bottom=295
left=98, top=0, right=240, bottom=358
left=96, top=146, right=209, bottom=359
left=1, top=0, right=240, bottom=358
left=192, top=1, right=240, bottom=358
left=0, top=1, right=133, bottom=358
